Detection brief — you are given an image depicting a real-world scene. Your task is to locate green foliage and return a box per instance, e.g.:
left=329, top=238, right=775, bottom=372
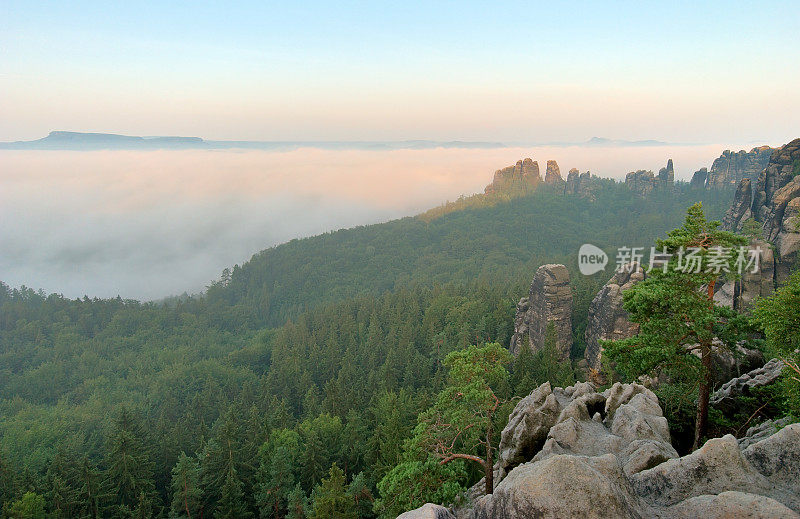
left=740, top=218, right=763, bottom=240
left=169, top=453, right=202, bottom=519
left=0, top=183, right=735, bottom=516
left=6, top=491, right=47, bottom=519
left=309, top=464, right=356, bottom=519
left=752, top=269, right=800, bottom=417
left=603, top=203, right=751, bottom=448
left=374, top=459, right=466, bottom=519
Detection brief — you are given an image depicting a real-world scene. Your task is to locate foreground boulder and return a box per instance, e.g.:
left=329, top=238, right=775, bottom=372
left=403, top=382, right=800, bottom=518
left=398, top=503, right=455, bottom=519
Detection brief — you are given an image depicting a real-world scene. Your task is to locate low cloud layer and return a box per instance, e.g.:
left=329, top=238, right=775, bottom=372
left=1, top=144, right=750, bottom=300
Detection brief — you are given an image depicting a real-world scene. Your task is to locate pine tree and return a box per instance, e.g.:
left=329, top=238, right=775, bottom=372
left=169, top=453, right=202, bottom=518
left=604, top=203, right=749, bottom=450
left=104, top=409, right=157, bottom=517
left=309, top=464, right=355, bottom=519
left=215, top=468, right=251, bottom=519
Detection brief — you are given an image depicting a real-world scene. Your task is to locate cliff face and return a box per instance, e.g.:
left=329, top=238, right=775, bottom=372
left=706, top=146, right=773, bottom=189
left=584, top=263, right=645, bottom=371
left=510, top=264, right=573, bottom=361
left=721, top=138, right=800, bottom=302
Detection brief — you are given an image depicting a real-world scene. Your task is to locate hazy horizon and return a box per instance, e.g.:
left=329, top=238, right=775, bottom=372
left=3, top=2, right=799, bottom=143
left=1, top=142, right=764, bottom=300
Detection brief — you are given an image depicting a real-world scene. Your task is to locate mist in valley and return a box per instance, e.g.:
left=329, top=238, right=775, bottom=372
left=1, top=143, right=759, bottom=300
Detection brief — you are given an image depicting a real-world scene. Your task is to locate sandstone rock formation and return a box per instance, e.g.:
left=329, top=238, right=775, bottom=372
left=710, top=358, right=785, bottom=414
left=691, top=167, right=708, bottom=188
left=738, top=417, right=793, bottom=449
left=509, top=265, right=573, bottom=360
left=584, top=263, right=645, bottom=371
left=707, top=146, right=773, bottom=189
left=657, top=159, right=674, bottom=187
left=398, top=503, right=455, bottom=519
left=404, top=381, right=800, bottom=518
left=625, top=169, right=657, bottom=196
left=721, top=177, right=752, bottom=230
left=721, top=138, right=800, bottom=291
left=483, top=158, right=541, bottom=195
left=544, top=160, right=564, bottom=186
left=565, top=168, right=597, bottom=201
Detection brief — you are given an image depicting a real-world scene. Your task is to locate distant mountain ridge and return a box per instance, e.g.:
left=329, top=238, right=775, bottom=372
left=1, top=131, right=687, bottom=151
left=0, top=131, right=506, bottom=151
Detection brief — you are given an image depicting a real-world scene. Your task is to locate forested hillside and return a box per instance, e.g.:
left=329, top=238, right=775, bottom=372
left=0, top=181, right=734, bottom=517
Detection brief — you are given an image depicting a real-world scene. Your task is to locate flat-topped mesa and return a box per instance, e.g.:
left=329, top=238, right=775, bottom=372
left=706, top=146, right=773, bottom=189
left=544, top=160, right=565, bottom=185
left=484, top=158, right=542, bottom=194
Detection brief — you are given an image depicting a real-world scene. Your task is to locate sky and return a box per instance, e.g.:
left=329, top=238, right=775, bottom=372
left=1, top=1, right=799, bottom=143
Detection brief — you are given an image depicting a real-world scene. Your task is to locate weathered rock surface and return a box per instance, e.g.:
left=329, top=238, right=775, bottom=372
left=721, top=178, right=753, bottom=231
left=738, top=417, right=793, bottom=449
left=483, top=158, right=541, bottom=194
left=665, top=491, right=799, bottom=519
left=544, top=160, right=565, bottom=186
left=419, top=382, right=800, bottom=519
left=691, top=167, right=708, bottom=188
left=713, top=238, right=774, bottom=312
left=750, top=139, right=800, bottom=282
left=711, top=358, right=785, bottom=414
left=398, top=503, right=455, bottom=519
left=509, top=264, right=573, bottom=360
left=625, top=169, right=657, bottom=196
left=657, top=159, right=674, bottom=187
left=584, top=263, right=645, bottom=371
left=707, top=146, right=773, bottom=189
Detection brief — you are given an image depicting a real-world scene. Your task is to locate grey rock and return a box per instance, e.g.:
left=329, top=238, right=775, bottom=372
left=707, top=145, right=773, bottom=189
left=742, top=423, right=800, bottom=509
left=397, top=503, right=455, bottom=519
left=473, top=454, right=652, bottom=519
left=630, top=435, right=775, bottom=508
left=510, top=264, right=573, bottom=360
left=584, top=263, right=645, bottom=371
left=665, top=491, right=799, bottom=519
left=738, top=417, right=793, bottom=449
left=711, top=358, right=785, bottom=414
left=625, top=169, right=656, bottom=196
left=721, top=178, right=753, bottom=232
left=690, top=167, right=708, bottom=188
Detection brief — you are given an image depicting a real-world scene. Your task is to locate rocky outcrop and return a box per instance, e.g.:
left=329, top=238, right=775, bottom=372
left=738, top=417, right=793, bottom=449
left=509, top=265, right=573, bottom=360
left=625, top=169, right=657, bottom=196
left=691, top=167, right=709, bottom=188
left=584, top=263, right=645, bottom=371
left=457, top=382, right=799, bottom=518
left=657, top=159, right=674, bottom=187
left=713, top=238, right=775, bottom=312
left=398, top=504, right=455, bottom=519
left=544, top=160, right=564, bottom=186
left=565, top=168, right=597, bottom=201
left=707, top=146, right=773, bottom=189
left=483, top=158, right=541, bottom=195
left=754, top=139, right=800, bottom=282
left=721, top=178, right=752, bottom=231
left=710, top=358, right=785, bottom=414
left=720, top=138, right=800, bottom=291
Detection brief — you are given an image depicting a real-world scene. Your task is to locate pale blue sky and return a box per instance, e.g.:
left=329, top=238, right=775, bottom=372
left=1, top=1, right=798, bottom=142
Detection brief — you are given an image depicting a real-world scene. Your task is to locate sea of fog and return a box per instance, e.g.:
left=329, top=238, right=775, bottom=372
left=0, top=144, right=757, bottom=300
